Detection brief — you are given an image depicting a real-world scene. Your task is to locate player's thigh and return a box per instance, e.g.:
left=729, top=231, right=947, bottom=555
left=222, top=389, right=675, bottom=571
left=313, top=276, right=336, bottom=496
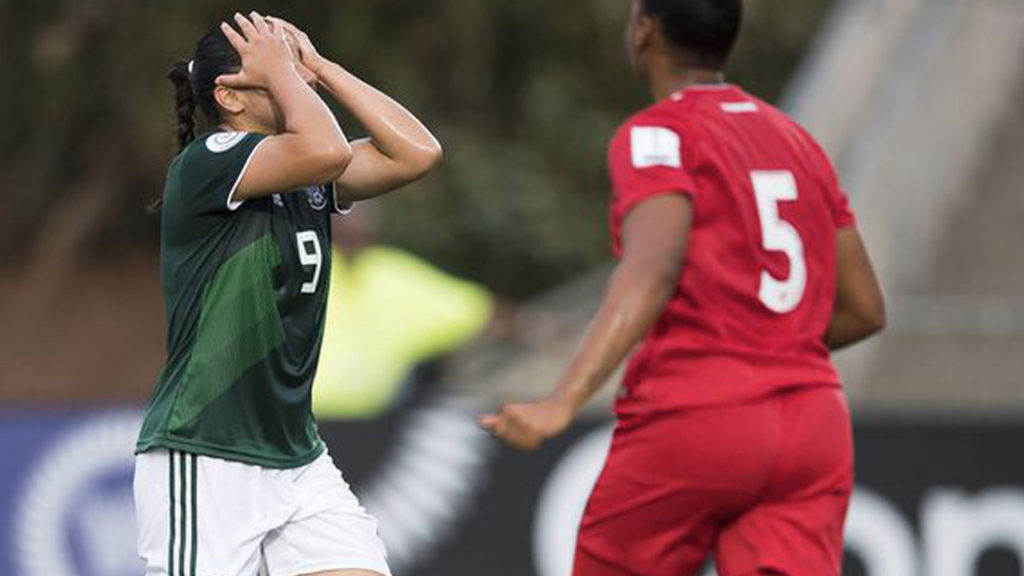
left=573, top=545, right=644, bottom=576
left=576, top=488, right=719, bottom=576
left=714, top=490, right=850, bottom=576
left=134, top=449, right=281, bottom=576
left=715, top=388, right=853, bottom=576
left=576, top=406, right=778, bottom=576
left=135, top=450, right=173, bottom=575
left=263, top=452, right=391, bottom=576
left=297, top=571, right=386, bottom=576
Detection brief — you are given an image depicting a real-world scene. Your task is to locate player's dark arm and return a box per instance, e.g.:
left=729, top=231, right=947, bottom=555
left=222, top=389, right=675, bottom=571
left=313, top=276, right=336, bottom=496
left=221, top=14, right=352, bottom=199
left=480, top=195, right=692, bottom=450
left=826, top=226, right=886, bottom=350
left=551, top=195, right=691, bottom=410
left=272, top=19, right=442, bottom=202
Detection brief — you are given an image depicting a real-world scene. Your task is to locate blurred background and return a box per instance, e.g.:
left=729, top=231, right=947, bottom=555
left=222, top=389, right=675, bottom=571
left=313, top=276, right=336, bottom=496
left=1, top=0, right=1023, bottom=575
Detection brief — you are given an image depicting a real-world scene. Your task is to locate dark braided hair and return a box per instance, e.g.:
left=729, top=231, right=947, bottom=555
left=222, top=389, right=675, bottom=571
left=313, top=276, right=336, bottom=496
left=153, top=22, right=243, bottom=211
left=169, top=22, right=244, bottom=151
left=640, top=0, right=743, bottom=70
left=168, top=59, right=197, bottom=151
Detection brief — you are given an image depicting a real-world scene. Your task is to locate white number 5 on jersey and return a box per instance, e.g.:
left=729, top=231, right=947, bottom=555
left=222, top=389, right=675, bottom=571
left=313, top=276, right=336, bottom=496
left=751, top=171, right=806, bottom=313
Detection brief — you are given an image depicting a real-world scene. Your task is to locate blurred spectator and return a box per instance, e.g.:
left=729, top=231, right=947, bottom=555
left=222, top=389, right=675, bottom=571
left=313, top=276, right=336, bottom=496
left=313, top=204, right=497, bottom=419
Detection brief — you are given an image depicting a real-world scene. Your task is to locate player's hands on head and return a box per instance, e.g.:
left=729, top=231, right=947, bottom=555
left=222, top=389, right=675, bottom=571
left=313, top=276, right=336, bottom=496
left=217, top=12, right=294, bottom=90
left=267, top=17, right=329, bottom=79
left=478, top=396, right=575, bottom=451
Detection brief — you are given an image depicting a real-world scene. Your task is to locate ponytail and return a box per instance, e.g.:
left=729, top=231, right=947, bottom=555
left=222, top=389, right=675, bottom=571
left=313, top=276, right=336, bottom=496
left=152, top=25, right=242, bottom=213
left=168, top=59, right=197, bottom=152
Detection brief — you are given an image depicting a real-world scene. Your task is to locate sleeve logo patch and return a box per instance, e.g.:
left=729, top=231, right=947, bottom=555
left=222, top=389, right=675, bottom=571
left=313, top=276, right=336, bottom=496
left=205, top=132, right=247, bottom=153
left=630, top=126, right=681, bottom=169
left=306, top=186, right=328, bottom=211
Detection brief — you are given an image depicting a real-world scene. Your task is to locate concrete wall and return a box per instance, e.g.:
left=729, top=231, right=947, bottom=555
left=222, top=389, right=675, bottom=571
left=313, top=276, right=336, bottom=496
left=786, top=0, right=1024, bottom=413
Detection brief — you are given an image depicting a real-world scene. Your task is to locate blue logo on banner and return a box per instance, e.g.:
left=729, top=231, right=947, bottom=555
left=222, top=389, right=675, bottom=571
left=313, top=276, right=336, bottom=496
left=11, top=411, right=143, bottom=576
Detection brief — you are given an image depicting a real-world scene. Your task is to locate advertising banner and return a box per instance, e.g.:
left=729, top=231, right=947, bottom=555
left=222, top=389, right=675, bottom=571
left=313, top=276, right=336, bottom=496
left=2, top=402, right=1023, bottom=576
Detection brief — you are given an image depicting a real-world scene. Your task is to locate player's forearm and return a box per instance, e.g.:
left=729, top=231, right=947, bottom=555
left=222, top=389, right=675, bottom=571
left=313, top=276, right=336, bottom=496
left=267, top=68, right=350, bottom=164
left=553, top=262, right=676, bottom=412
left=316, top=62, right=442, bottom=173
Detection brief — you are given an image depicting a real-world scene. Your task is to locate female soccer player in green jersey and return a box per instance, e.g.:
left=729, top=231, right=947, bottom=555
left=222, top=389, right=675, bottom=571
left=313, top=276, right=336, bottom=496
left=134, top=12, right=441, bottom=576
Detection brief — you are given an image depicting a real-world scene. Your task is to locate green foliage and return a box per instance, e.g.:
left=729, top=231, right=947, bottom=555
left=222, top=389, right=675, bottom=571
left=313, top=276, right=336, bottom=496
left=0, top=0, right=831, bottom=297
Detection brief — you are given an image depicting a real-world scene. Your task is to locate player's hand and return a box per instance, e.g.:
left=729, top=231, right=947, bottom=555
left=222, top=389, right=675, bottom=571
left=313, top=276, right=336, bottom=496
left=267, top=17, right=330, bottom=79
left=217, top=12, right=294, bottom=90
left=478, top=396, right=575, bottom=451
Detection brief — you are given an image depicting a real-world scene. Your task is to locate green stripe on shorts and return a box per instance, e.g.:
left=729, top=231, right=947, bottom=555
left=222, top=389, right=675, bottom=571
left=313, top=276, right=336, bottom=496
left=179, top=452, right=186, bottom=575
left=168, top=451, right=176, bottom=576
left=191, top=453, right=198, bottom=576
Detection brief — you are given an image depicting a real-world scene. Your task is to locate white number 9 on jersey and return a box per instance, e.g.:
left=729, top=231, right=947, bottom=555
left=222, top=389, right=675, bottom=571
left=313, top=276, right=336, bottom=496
left=295, top=231, right=323, bottom=294
left=751, top=171, right=806, bottom=313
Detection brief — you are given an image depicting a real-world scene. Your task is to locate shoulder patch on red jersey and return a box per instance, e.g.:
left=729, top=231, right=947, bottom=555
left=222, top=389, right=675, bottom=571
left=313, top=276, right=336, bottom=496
left=630, top=126, right=681, bottom=169
left=720, top=101, right=759, bottom=114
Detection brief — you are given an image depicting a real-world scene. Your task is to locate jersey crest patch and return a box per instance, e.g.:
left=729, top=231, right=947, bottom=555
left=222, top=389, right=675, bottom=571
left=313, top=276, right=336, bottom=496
left=206, top=132, right=248, bottom=153
left=630, top=126, right=681, bottom=169
left=306, top=186, right=328, bottom=211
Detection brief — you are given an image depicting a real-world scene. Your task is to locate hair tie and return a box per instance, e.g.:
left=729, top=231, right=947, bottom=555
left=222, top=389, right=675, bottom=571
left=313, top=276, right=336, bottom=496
left=187, top=60, right=195, bottom=75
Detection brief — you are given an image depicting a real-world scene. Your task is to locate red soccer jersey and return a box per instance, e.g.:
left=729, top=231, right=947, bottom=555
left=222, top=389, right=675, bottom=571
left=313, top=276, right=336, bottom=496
left=608, top=84, right=856, bottom=415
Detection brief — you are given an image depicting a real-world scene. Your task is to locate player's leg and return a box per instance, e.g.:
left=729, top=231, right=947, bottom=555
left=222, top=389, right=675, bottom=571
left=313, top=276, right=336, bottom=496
left=297, top=571, right=385, bottom=576
left=135, top=449, right=177, bottom=575
left=263, top=450, right=392, bottom=576
left=573, top=402, right=782, bottom=576
left=714, top=387, right=853, bottom=576
left=134, top=449, right=289, bottom=576
left=573, top=545, right=642, bottom=576
left=714, top=489, right=850, bottom=576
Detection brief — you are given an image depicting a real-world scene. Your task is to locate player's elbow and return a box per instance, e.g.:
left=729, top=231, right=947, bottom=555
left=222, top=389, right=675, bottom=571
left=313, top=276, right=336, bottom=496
left=403, top=139, right=444, bottom=182
left=863, top=300, right=887, bottom=336
left=630, top=261, right=678, bottom=307
left=421, top=138, right=444, bottom=171
left=652, top=269, right=679, bottom=302
left=321, top=141, right=355, bottom=181
left=851, top=297, right=887, bottom=339
left=303, top=140, right=353, bottom=183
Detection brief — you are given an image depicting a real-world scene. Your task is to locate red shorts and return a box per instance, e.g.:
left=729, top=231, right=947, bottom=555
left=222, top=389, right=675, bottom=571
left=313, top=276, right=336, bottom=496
left=573, top=386, right=853, bottom=576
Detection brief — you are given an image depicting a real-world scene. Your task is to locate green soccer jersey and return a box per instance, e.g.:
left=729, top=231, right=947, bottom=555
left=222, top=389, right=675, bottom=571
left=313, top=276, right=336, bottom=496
left=136, top=131, right=349, bottom=468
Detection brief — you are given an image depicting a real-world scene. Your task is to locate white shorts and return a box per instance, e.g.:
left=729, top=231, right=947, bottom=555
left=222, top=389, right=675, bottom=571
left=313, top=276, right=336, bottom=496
left=134, top=448, right=391, bottom=576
